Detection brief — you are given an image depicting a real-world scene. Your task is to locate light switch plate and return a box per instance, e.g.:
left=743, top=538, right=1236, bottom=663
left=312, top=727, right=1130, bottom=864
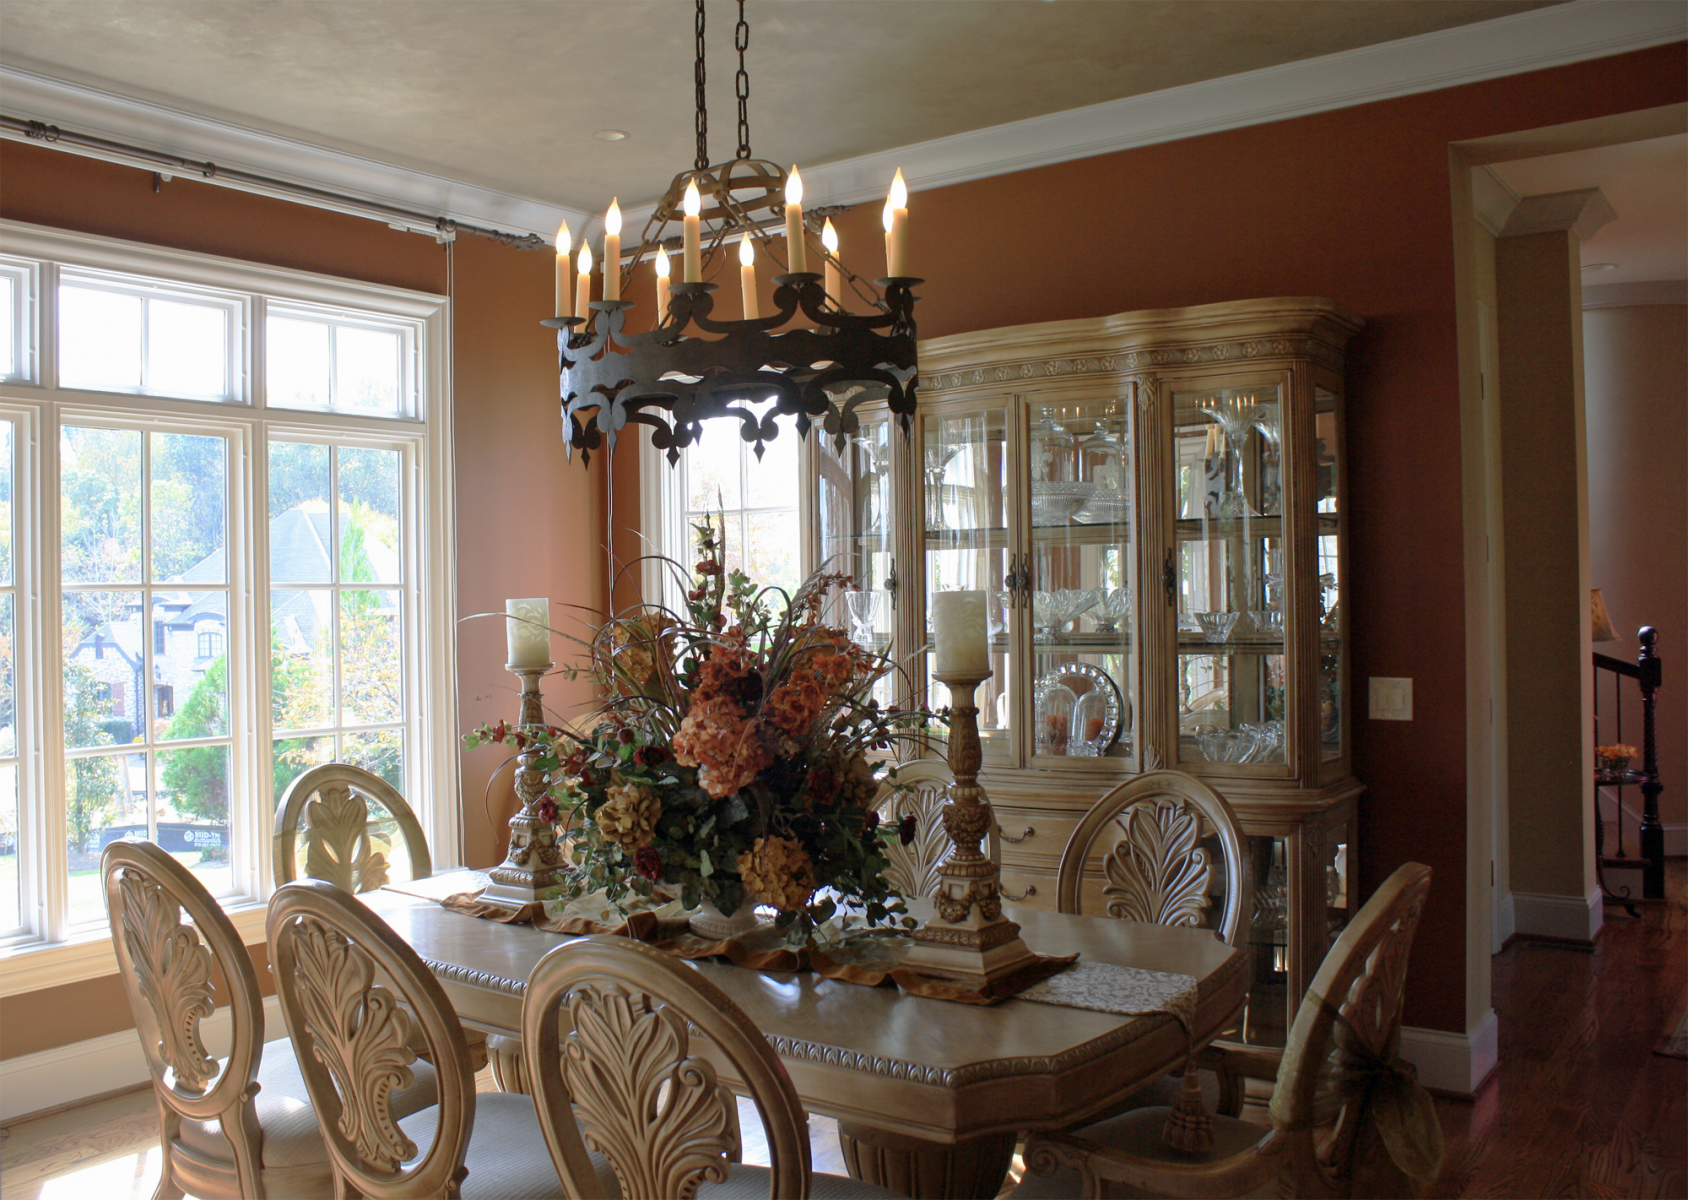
left=1369, top=677, right=1413, bottom=721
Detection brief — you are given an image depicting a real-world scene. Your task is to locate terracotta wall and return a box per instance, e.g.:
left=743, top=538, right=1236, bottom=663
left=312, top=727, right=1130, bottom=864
left=610, top=43, right=1686, bottom=1034
left=0, top=141, right=595, bottom=1059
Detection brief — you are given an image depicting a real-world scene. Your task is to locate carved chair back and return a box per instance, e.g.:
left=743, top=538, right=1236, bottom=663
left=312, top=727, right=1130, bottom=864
left=102, top=839, right=271, bottom=1198
left=267, top=879, right=476, bottom=1199
left=873, top=759, right=1002, bottom=899
left=523, top=934, right=812, bottom=1200
left=1056, top=770, right=1250, bottom=945
left=273, top=763, right=430, bottom=894
left=1271, top=861, right=1433, bottom=1196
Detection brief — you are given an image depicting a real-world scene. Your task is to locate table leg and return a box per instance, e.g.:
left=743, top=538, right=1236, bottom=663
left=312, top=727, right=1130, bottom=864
left=486, top=1034, right=529, bottom=1094
left=836, top=1122, right=1016, bottom=1200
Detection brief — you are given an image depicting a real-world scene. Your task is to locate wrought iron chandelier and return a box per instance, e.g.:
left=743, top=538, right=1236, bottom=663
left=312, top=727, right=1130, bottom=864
left=544, top=0, right=919, bottom=466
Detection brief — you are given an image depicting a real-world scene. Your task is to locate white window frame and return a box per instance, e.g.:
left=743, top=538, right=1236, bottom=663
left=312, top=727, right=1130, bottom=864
left=56, top=267, right=247, bottom=404
left=0, top=257, right=40, bottom=385
left=0, top=220, right=457, bottom=996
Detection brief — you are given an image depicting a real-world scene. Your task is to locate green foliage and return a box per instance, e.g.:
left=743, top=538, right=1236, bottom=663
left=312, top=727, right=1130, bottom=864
left=63, top=661, right=123, bottom=853
left=160, top=655, right=228, bottom=824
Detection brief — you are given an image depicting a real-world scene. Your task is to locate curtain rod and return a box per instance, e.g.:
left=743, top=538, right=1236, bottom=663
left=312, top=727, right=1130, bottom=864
left=1, top=115, right=550, bottom=251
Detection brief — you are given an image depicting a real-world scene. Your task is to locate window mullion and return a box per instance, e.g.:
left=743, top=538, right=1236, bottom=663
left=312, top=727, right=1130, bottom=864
left=230, top=422, right=265, bottom=900
left=38, top=403, right=68, bottom=943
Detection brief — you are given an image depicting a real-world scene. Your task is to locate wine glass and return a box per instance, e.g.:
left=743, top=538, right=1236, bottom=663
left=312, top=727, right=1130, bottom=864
left=844, top=589, right=881, bottom=646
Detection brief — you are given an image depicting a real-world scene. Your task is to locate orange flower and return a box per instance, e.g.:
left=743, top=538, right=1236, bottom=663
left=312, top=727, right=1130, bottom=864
left=672, top=695, right=772, bottom=798
left=737, top=836, right=816, bottom=910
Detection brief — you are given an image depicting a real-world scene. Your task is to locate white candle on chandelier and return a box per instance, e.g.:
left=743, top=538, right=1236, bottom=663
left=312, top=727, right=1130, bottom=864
left=883, top=168, right=909, bottom=278
left=655, top=247, right=672, bottom=326
left=603, top=199, right=622, bottom=302
left=553, top=223, right=572, bottom=318
left=931, top=590, right=989, bottom=677
left=505, top=598, right=552, bottom=668
left=784, top=166, right=807, bottom=275
left=682, top=180, right=703, bottom=283
left=575, top=242, right=593, bottom=329
left=739, top=232, right=759, bottom=320
left=822, top=218, right=842, bottom=309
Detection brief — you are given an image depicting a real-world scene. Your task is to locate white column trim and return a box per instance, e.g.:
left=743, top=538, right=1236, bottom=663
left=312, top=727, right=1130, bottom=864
left=1400, top=1010, right=1499, bottom=1096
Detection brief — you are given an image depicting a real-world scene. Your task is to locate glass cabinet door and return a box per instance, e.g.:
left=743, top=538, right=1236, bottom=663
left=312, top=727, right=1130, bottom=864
left=1170, top=382, right=1289, bottom=771
left=921, top=402, right=1012, bottom=759
left=1314, top=385, right=1344, bottom=764
left=1027, top=397, right=1137, bottom=764
left=815, top=413, right=899, bottom=711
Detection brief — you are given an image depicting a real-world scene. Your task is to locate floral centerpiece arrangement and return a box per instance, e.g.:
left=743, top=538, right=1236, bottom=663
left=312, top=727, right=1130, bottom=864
left=466, top=518, right=938, bottom=943
left=1595, top=743, right=1638, bottom=773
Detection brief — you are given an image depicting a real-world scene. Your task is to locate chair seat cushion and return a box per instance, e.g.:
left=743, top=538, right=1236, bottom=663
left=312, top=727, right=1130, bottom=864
left=1010, top=1108, right=1270, bottom=1200
left=700, top=1164, right=906, bottom=1199
left=178, top=1035, right=438, bottom=1170
left=400, top=1092, right=617, bottom=1200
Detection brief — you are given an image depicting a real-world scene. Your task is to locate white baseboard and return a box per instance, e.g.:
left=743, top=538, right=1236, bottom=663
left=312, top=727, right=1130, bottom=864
left=1401, top=1010, right=1498, bottom=1096
left=1510, top=887, right=1603, bottom=942
left=1496, top=891, right=1517, bottom=947
left=1595, top=790, right=1687, bottom=857
left=0, top=995, right=286, bottom=1123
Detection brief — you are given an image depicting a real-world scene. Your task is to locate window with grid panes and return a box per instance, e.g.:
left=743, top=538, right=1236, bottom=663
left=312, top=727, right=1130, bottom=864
left=0, top=223, right=451, bottom=962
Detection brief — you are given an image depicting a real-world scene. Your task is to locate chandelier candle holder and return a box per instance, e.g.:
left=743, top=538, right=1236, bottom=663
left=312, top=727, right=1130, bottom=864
left=480, top=599, right=570, bottom=913
left=543, top=0, right=921, bottom=467
left=901, top=591, right=1041, bottom=986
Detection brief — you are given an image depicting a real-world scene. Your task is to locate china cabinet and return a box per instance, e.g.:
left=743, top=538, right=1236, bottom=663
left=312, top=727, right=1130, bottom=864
left=805, top=297, right=1364, bottom=1046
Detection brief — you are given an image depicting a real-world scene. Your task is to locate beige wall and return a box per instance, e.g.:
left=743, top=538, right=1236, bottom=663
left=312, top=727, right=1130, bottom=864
left=1583, top=303, right=1688, bottom=842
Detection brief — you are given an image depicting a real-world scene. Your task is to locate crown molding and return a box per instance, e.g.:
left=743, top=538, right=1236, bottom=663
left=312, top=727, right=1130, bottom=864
left=1583, top=278, right=1688, bottom=307
left=0, top=65, right=591, bottom=240
left=1500, top=186, right=1618, bottom=239
left=2, top=1, right=1682, bottom=244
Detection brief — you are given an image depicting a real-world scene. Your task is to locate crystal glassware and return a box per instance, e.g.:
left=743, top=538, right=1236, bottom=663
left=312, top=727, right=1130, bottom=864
left=1091, top=587, right=1132, bottom=634
left=1248, top=608, right=1284, bottom=637
left=922, top=441, right=963, bottom=530
left=1197, top=396, right=1260, bottom=518
left=1071, top=688, right=1110, bottom=757
left=1035, top=682, right=1077, bottom=755
left=1251, top=401, right=1283, bottom=515
left=1029, top=412, right=1077, bottom=483
left=1077, top=421, right=1130, bottom=522
left=844, top=588, right=881, bottom=645
left=1195, top=610, right=1238, bottom=644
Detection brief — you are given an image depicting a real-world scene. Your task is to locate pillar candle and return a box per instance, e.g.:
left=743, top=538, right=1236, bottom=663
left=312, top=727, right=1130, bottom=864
left=682, top=180, right=703, bottom=283
left=883, top=168, right=909, bottom=278
left=603, top=198, right=622, bottom=302
left=784, top=166, right=807, bottom=274
left=822, top=218, right=842, bottom=309
left=655, top=247, right=672, bottom=326
left=554, top=223, right=572, bottom=318
left=931, top=590, right=990, bottom=677
left=739, top=233, right=758, bottom=320
left=575, top=243, right=593, bottom=329
left=505, top=598, right=552, bottom=667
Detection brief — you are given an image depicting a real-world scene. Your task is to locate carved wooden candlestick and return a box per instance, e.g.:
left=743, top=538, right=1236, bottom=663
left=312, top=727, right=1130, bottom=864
left=900, top=670, right=1039, bottom=984
left=479, top=664, right=569, bottom=913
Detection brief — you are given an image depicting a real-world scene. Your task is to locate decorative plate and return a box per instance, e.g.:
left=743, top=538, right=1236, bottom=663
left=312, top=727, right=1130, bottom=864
left=1033, top=661, right=1127, bottom=755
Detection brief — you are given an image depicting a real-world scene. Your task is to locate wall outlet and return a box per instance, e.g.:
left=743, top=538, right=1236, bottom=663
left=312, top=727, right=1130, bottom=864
left=1369, top=677, right=1413, bottom=720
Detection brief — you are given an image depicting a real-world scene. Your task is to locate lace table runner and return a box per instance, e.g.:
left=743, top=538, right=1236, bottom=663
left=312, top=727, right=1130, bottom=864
left=1014, top=959, right=1197, bottom=1034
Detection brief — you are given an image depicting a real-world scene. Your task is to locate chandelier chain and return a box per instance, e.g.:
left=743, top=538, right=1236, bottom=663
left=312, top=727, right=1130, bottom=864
left=735, top=0, right=751, bottom=159
left=695, top=0, right=708, bottom=172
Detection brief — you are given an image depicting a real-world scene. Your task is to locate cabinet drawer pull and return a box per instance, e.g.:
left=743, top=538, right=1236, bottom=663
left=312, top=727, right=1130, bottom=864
left=1002, top=883, right=1037, bottom=902
left=997, top=824, right=1034, bottom=844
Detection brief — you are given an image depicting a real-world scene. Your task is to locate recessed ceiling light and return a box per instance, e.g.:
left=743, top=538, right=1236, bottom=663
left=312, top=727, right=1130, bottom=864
left=1582, top=262, right=1619, bottom=272
left=593, top=129, right=629, bottom=142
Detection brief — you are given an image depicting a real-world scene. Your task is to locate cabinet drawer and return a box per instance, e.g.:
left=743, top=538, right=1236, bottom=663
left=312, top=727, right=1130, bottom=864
left=998, top=861, right=1055, bottom=911
left=991, top=803, right=1084, bottom=868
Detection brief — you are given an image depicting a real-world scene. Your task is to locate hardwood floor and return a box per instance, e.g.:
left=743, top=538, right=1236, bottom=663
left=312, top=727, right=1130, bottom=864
left=1431, top=860, right=1687, bottom=1200
left=3, top=868, right=1681, bottom=1199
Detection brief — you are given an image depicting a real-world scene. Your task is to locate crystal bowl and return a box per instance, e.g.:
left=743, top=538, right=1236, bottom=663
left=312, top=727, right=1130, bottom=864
left=1030, top=481, right=1097, bottom=526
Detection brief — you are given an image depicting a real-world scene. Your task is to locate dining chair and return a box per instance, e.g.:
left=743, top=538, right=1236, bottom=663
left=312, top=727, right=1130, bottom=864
left=522, top=933, right=907, bottom=1199
left=1056, top=770, right=1250, bottom=946
left=102, top=840, right=436, bottom=1199
left=273, top=762, right=431, bottom=894
left=1015, top=861, right=1438, bottom=1200
left=874, top=759, right=1007, bottom=899
left=267, top=878, right=591, bottom=1198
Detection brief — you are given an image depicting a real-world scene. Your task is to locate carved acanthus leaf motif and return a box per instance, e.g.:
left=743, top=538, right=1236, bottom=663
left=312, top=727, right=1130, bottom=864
left=564, top=986, right=733, bottom=1200
left=119, top=868, right=218, bottom=1093
left=879, top=781, right=951, bottom=899
left=1100, top=799, right=1211, bottom=928
left=302, top=782, right=391, bottom=894
left=290, top=920, right=418, bottom=1171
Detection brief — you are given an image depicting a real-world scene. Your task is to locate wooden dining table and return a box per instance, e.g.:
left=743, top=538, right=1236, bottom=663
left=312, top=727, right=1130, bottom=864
left=362, top=871, right=1249, bottom=1200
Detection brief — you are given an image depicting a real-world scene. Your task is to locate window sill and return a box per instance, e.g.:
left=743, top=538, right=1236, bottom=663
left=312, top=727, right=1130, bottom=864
left=0, top=900, right=269, bottom=998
